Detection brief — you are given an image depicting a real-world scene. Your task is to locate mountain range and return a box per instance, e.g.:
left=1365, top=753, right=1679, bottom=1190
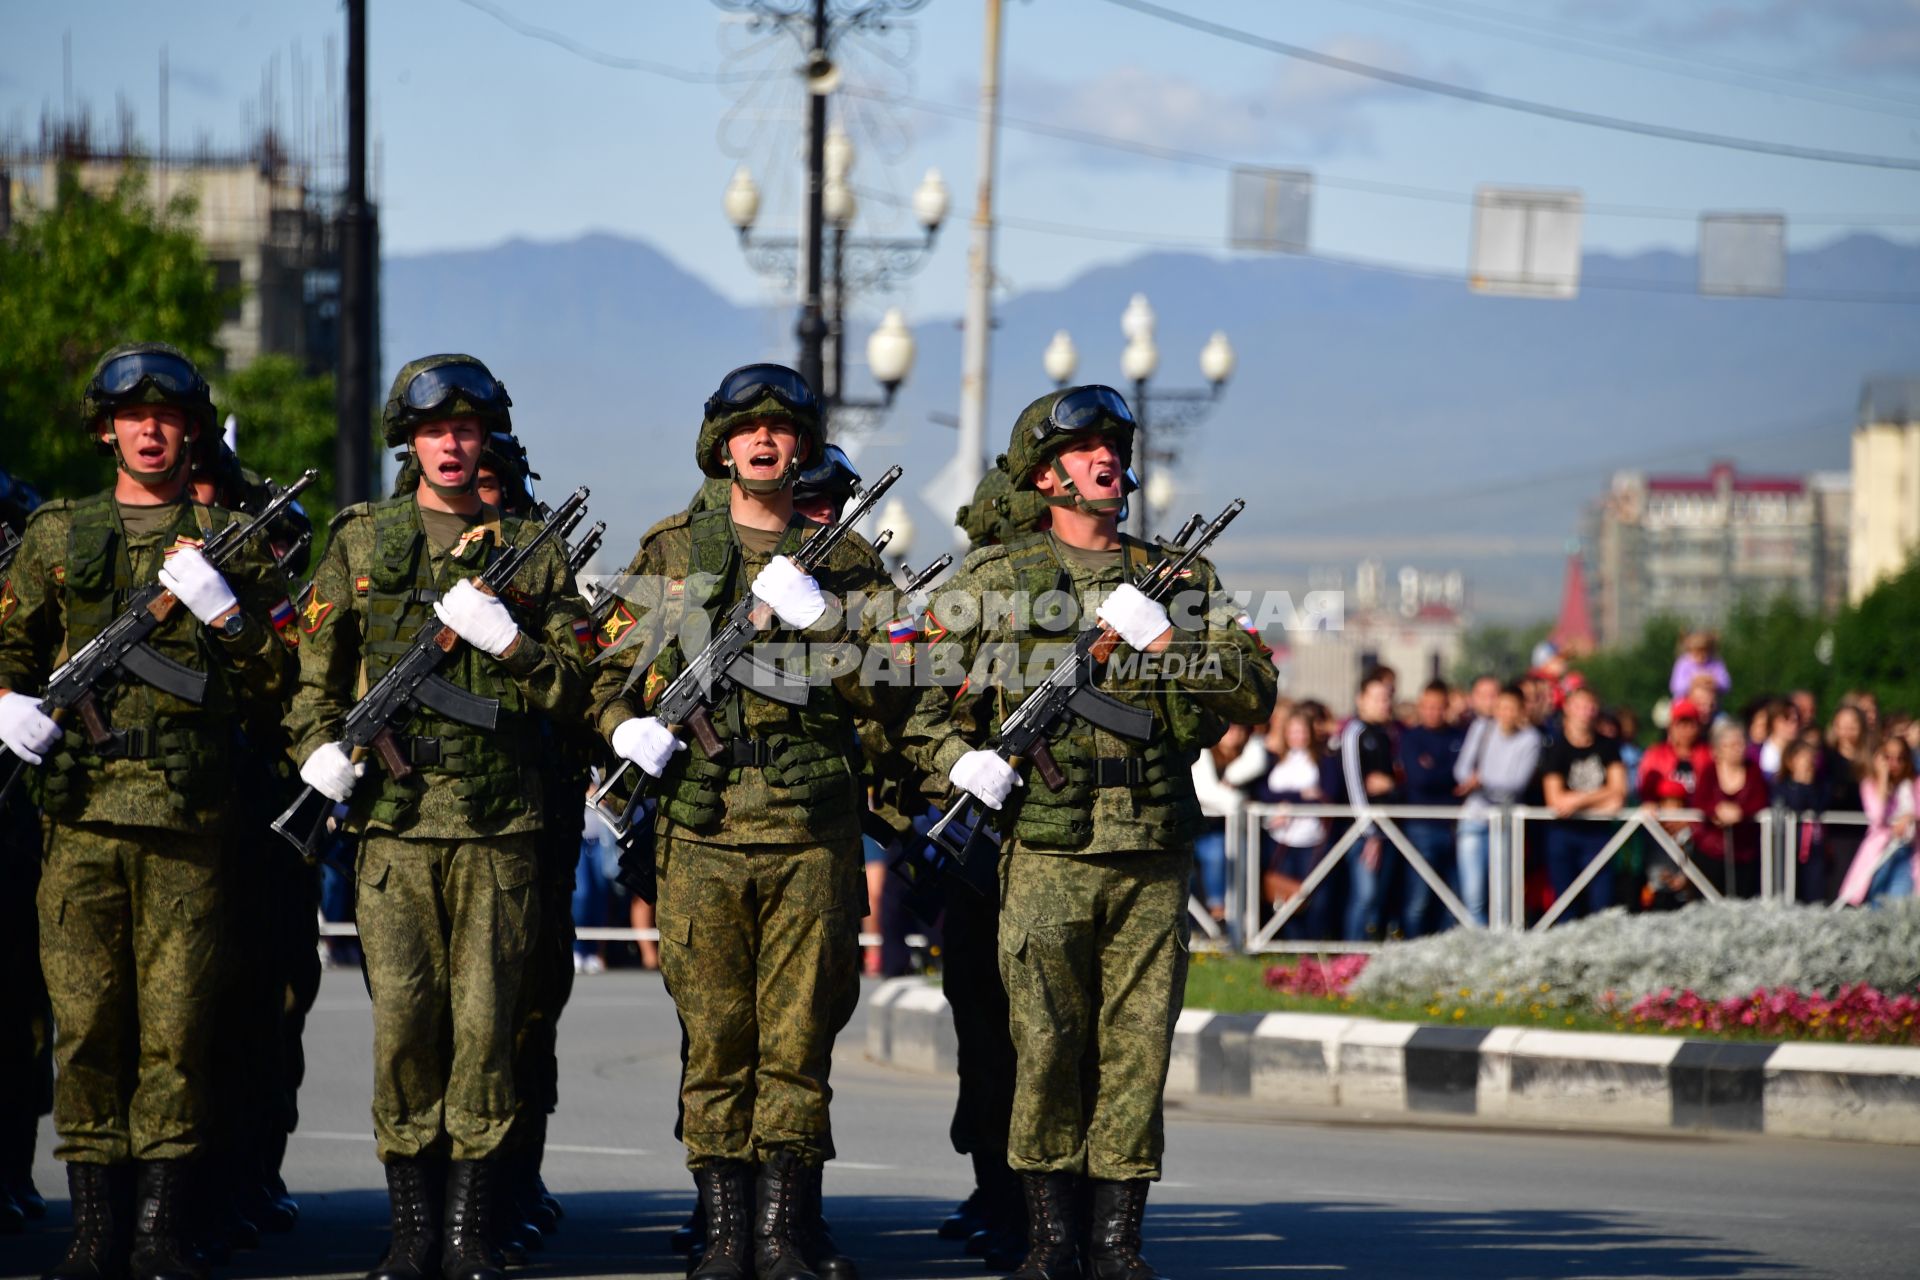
left=383, top=231, right=1920, bottom=622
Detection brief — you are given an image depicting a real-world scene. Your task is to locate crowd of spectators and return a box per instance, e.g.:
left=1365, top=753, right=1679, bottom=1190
left=1191, top=631, right=1920, bottom=943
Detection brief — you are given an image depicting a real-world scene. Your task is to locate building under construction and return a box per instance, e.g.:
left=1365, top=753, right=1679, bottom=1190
left=1, top=115, right=366, bottom=377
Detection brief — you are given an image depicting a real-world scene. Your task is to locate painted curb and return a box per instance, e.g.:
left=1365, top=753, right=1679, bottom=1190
left=865, top=977, right=1920, bottom=1146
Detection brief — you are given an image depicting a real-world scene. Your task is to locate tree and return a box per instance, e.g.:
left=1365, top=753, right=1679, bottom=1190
left=0, top=163, right=230, bottom=497
left=1579, top=614, right=1685, bottom=731
left=1831, top=559, right=1920, bottom=713
left=215, top=355, right=343, bottom=552
left=1452, top=619, right=1553, bottom=686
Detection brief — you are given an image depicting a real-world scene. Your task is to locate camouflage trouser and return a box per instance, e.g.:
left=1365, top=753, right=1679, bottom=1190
left=505, top=818, right=581, bottom=1148
left=357, top=831, right=538, bottom=1162
left=38, top=819, right=224, bottom=1164
left=655, top=835, right=862, bottom=1169
left=999, top=848, right=1190, bottom=1182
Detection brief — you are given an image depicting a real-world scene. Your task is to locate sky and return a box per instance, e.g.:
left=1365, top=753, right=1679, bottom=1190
left=6, top=0, right=1920, bottom=336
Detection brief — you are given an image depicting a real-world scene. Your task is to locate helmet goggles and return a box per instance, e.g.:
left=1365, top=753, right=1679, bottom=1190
left=1032, top=384, right=1134, bottom=444
left=401, top=361, right=512, bottom=417
left=92, top=350, right=205, bottom=402
left=705, top=363, right=820, bottom=423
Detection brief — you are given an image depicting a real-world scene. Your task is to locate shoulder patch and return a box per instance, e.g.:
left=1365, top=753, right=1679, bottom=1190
left=0, top=579, right=16, bottom=626
left=300, top=586, right=334, bottom=634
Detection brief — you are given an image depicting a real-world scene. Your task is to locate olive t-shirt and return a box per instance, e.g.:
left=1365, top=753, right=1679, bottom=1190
left=118, top=501, right=182, bottom=541
left=735, top=521, right=786, bottom=557
left=419, top=505, right=483, bottom=554
left=1051, top=536, right=1123, bottom=573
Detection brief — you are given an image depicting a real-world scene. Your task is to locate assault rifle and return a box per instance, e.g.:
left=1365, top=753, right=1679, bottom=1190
left=0, top=470, right=320, bottom=806
left=924, top=497, right=1246, bottom=862
left=270, top=486, right=590, bottom=858
left=0, top=524, right=19, bottom=580
left=567, top=519, right=606, bottom=576
left=588, top=466, right=903, bottom=840
left=606, top=543, right=950, bottom=904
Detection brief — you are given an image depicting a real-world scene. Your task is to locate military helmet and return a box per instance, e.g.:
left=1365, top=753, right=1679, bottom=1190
left=479, top=431, right=539, bottom=513
left=83, top=342, right=216, bottom=438
left=955, top=455, right=1048, bottom=550
left=1004, top=385, right=1135, bottom=491
left=381, top=353, right=513, bottom=446
left=696, top=363, right=825, bottom=483
left=793, top=443, right=861, bottom=506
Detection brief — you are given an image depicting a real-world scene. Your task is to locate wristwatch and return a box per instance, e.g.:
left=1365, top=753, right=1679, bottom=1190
left=212, top=610, right=247, bottom=640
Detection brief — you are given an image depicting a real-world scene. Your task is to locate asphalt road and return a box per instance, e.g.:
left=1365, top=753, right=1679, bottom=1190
left=8, top=969, right=1915, bottom=1280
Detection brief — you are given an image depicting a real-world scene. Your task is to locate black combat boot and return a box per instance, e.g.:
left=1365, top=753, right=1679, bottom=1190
left=938, top=1187, right=986, bottom=1242
left=439, top=1159, right=504, bottom=1280
left=978, top=1162, right=1030, bottom=1272
left=43, top=1163, right=123, bottom=1280
left=1007, top=1173, right=1080, bottom=1280
left=126, top=1161, right=206, bottom=1280
left=246, top=1129, right=298, bottom=1232
left=1084, top=1180, right=1164, bottom=1280
left=365, top=1157, right=438, bottom=1280
left=687, top=1161, right=752, bottom=1280
left=670, top=1172, right=706, bottom=1256
left=796, top=1163, right=858, bottom=1280
left=752, top=1151, right=819, bottom=1280
left=520, top=1113, right=559, bottom=1235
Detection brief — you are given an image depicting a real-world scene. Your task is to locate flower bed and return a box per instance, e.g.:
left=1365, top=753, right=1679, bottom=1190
left=1242, top=901, right=1920, bottom=1045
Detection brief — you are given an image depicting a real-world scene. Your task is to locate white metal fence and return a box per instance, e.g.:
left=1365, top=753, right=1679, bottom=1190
left=1191, top=801, right=1872, bottom=954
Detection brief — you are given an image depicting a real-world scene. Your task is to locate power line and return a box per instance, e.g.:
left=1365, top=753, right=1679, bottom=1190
left=840, top=85, right=1920, bottom=228
left=450, top=0, right=769, bottom=84
left=987, top=212, right=1920, bottom=306
left=1094, top=0, right=1920, bottom=172
left=1389, top=0, right=1920, bottom=113
left=1328, top=0, right=1920, bottom=119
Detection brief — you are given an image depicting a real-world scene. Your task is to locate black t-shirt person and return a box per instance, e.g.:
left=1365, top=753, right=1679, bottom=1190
left=1540, top=732, right=1621, bottom=798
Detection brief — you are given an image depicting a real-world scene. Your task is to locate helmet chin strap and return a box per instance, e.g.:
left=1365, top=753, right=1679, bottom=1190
left=109, top=435, right=192, bottom=487
left=727, top=456, right=801, bottom=496
left=1041, top=458, right=1126, bottom=515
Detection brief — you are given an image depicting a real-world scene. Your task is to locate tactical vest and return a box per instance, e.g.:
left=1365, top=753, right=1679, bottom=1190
left=994, top=534, right=1215, bottom=849
left=652, top=506, right=861, bottom=835
left=357, top=496, right=535, bottom=829
left=37, top=493, right=230, bottom=817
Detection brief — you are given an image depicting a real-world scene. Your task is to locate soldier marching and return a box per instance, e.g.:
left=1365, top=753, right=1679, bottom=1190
left=1, top=352, right=1273, bottom=1280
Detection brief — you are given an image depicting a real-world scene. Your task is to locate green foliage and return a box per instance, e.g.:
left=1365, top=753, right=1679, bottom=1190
left=1831, top=557, right=1920, bottom=712
left=1580, top=614, right=1685, bottom=730
left=1453, top=618, right=1553, bottom=686
left=0, top=163, right=232, bottom=497
left=214, top=355, right=342, bottom=555
left=1717, top=593, right=1831, bottom=711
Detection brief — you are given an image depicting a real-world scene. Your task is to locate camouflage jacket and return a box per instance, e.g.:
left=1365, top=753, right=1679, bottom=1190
left=588, top=504, right=907, bottom=848
left=0, top=490, right=297, bottom=831
left=285, top=495, right=592, bottom=840
left=901, top=532, right=1276, bottom=856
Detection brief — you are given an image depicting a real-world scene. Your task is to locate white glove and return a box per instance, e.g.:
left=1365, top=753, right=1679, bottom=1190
left=612, top=716, right=686, bottom=779
left=0, top=693, right=61, bottom=766
left=158, top=546, right=239, bottom=626
left=950, top=749, right=1023, bottom=811
left=751, top=555, right=827, bottom=630
left=1096, top=583, right=1172, bottom=652
left=433, top=580, right=522, bottom=657
left=300, top=741, right=364, bottom=803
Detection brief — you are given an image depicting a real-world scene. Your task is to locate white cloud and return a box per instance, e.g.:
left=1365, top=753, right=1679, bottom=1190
left=1010, top=38, right=1470, bottom=164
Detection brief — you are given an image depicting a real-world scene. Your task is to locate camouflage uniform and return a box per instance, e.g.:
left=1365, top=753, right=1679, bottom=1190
left=590, top=503, right=898, bottom=1169
left=0, top=496, right=294, bottom=1167
left=903, top=386, right=1275, bottom=1280
left=197, top=447, right=318, bottom=1239
left=284, top=495, right=590, bottom=1166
